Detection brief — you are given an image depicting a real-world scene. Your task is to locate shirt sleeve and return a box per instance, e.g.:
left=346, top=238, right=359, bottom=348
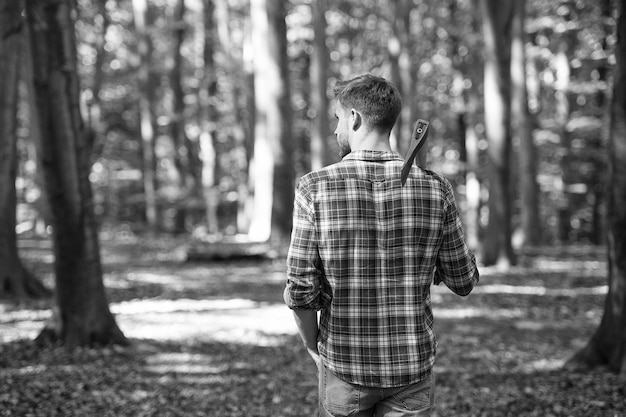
left=285, top=179, right=332, bottom=310
left=435, top=178, right=479, bottom=296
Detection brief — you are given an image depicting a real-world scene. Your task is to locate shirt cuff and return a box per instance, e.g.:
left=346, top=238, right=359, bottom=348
left=284, top=284, right=332, bottom=311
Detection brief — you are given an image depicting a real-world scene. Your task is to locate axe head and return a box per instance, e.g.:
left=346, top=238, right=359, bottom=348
left=400, top=119, right=430, bottom=186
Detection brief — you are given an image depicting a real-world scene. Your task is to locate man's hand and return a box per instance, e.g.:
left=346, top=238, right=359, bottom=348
left=307, top=346, right=321, bottom=369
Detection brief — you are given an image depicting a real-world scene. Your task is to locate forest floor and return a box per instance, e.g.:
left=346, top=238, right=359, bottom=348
left=1, top=232, right=625, bottom=417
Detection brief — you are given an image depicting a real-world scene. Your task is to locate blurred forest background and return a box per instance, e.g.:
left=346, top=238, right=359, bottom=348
left=6, top=0, right=618, bottom=249
left=2, top=0, right=626, bottom=415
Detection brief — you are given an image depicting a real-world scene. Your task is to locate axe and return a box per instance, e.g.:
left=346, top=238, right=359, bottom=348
left=400, top=119, right=430, bottom=186
left=400, top=119, right=441, bottom=285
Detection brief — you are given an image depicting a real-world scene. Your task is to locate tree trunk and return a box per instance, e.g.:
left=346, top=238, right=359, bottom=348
left=480, top=0, right=516, bottom=267
left=197, top=0, right=220, bottom=235
left=309, top=0, right=332, bottom=171
left=248, top=0, right=293, bottom=242
left=212, top=0, right=253, bottom=235
left=388, top=0, right=418, bottom=158
left=590, top=0, right=613, bottom=245
left=25, top=0, right=127, bottom=347
left=169, top=0, right=191, bottom=233
left=510, top=0, right=541, bottom=246
left=132, top=0, right=158, bottom=232
left=239, top=14, right=256, bottom=234
left=84, top=0, right=109, bottom=159
left=568, top=0, right=626, bottom=377
left=460, top=94, right=481, bottom=252
left=268, top=0, right=294, bottom=242
left=21, top=12, right=53, bottom=235
left=0, top=0, right=48, bottom=299
left=554, top=40, right=572, bottom=243
left=449, top=0, right=481, bottom=253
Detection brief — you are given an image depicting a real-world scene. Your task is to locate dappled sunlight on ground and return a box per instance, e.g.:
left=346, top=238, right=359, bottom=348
left=0, top=319, right=48, bottom=343
left=113, top=298, right=296, bottom=346
left=2, top=258, right=607, bottom=345
left=434, top=306, right=526, bottom=319
left=468, top=283, right=607, bottom=296
left=0, top=298, right=297, bottom=346
left=519, top=358, right=567, bottom=372
left=0, top=307, right=51, bottom=343
left=144, top=351, right=231, bottom=374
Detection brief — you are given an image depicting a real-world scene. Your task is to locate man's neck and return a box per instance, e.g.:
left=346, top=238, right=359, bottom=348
left=351, top=133, right=393, bottom=152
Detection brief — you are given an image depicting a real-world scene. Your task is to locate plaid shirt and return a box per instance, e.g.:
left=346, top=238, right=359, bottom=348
left=285, top=150, right=479, bottom=387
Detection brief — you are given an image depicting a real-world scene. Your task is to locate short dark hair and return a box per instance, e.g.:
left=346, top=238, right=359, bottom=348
left=333, top=74, right=402, bottom=132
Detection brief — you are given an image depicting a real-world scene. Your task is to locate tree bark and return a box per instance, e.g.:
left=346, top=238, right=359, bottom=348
left=248, top=0, right=293, bottom=242
left=212, top=0, right=254, bottom=235
left=197, top=0, right=220, bottom=235
left=388, top=0, right=418, bottom=158
left=480, top=0, right=516, bottom=267
left=449, top=0, right=481, bottom=253
left=25, top=0, right=127, bottom=347
left=239, top=12, right=256, bottom=234
left=460, top=94, right=481, bottom=252
left=169, top=0, right=191, bottom=233
left=309, top=0, right=332, bottom=171
left=568, top=0, right=626, bottom=377
left=511, top=0, right=541, bottom=247
left=21, top=10, right=53, bottom=235
left=84, top=0, right=109, bottom=159
left=555, top=39, right=573, bottom=243
left=590, top=0, right=613, bottom=245
left=268, top=0, right=294, bottom=242
left=132, top=0, right=158, bottom=232
left=0, top=0, right=48, bottom=299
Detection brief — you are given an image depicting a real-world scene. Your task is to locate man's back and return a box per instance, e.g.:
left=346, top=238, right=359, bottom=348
left=287, top=150, right=479, bottom=387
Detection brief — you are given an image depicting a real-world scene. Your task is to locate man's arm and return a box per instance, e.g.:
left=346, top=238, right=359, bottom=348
left=284, top=287, right=321, bottom=367
left=436, top=178, right=479, bottom=295
left=285, top=177, right=327, bottom=367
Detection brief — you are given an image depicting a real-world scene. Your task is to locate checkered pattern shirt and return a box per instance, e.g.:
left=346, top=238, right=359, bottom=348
left=285, top=150, right=479, bottom=388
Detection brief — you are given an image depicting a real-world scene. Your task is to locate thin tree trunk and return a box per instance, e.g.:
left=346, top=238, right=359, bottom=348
left=248, top=0, right=293, bottom=242
left=389, top=0, right=418, bottom=158
left=480, top=0, right=516, bottom=267
left=239, top=13, right=255, bottom=234
left=511, top=0, right=541, bottom=246
left=590, top=0, right=613, bottom=245
left=309, top=0, right=331, bottom=171
left=213, top=0, right=252, bottom=235
left=0, top=0, right=48, bottom=299
left=85, top=0, right=109, bottom=158
left=268, top=0, right=294, bottom=242
left=25, top=0, right=127, bottom=347
left=248, top=0, right=273, bottom=242
left=132, top=0, right=158, bottom=232
left=169, top=0, right=190, bottom=233
left=568, top=0, right=626, bottom=377
left=450, top=0, right=481, bottom=253
left=555, top=40, right=572, bottom=243
left=197, top=0, right=220, bottom=235
left=21, top=12, right=53, bottom=235
left=460, top=93, right=481, bottom=252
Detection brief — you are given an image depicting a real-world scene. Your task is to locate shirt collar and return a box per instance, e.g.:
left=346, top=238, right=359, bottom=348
left=342, top=150, right=403, bottom=162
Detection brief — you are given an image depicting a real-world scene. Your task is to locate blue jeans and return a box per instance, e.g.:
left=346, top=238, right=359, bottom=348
left=318, top=363, right=435, bottom=416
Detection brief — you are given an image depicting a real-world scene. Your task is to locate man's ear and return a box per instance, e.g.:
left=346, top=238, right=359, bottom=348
left=350, top=109, right=362, bottom=131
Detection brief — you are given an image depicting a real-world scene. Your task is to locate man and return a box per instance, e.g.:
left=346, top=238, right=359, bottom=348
left=284, top=74, right=479, bottom=416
